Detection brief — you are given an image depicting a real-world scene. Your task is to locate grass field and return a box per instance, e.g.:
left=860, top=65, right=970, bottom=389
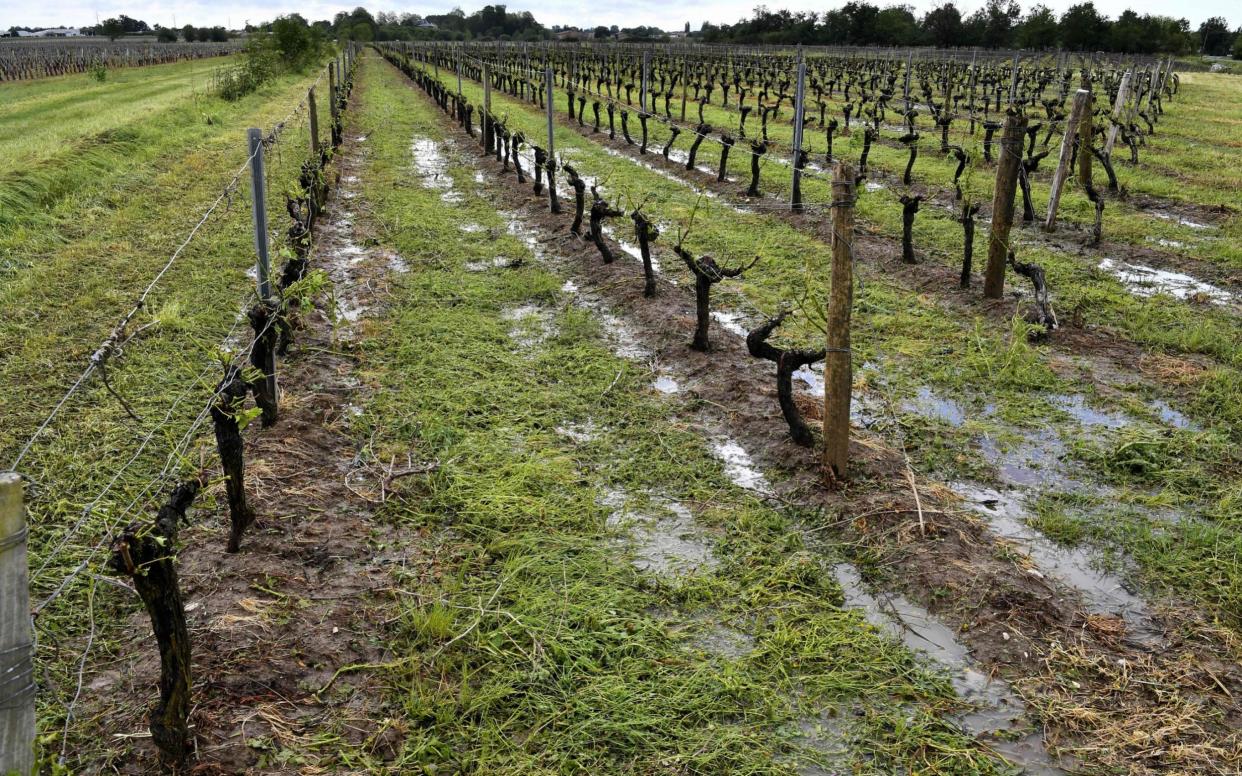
left=4, top=47, right=1241, bottom=774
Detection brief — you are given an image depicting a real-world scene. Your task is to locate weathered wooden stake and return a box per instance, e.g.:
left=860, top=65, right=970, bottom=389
left=307, top=86, right=320, bottom=156
left=1103, top=70, right=1131, bottom=158
left=983, top=111, right=1027, bottom=299
left=1044, top=89, right=1091, bottom=231
left=0, top=473, right=34, bottom=776
left=823, top=161, right=855, bottom=481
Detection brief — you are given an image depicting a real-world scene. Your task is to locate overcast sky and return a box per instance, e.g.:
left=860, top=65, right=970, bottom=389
left=4, top=0, right=1237, bottom=34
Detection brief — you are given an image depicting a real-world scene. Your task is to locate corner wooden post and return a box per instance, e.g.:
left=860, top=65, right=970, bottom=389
left=0, top=473, right=35, bottom=776
left=823, top=161, right=856, bottom=481
left=983, top=111, right=1027, bottom=299
left=107, top=481, right=199, bottom=768
left=1044, top=89, right=1091, bottom=231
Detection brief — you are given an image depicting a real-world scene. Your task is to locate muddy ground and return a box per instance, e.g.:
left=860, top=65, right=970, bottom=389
left=72, top=90, right=421, bottom=774
left=391, top=58, right=1242, bottom=773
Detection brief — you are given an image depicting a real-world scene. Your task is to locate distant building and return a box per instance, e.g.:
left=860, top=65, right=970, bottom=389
left=415, top=19, right=437, bottom=29
left=667, top=29, right=689, bottom=39
left=555, top=28, right=586, bottom=41
left=17, top=27, right=82, bottom=37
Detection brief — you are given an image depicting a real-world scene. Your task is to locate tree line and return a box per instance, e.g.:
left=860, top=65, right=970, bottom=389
left=699, top=2, right=1239, bottom=56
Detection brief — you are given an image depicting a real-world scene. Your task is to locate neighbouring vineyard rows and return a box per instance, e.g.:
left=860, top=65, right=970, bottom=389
left=0, top=40, right=242, bottom=81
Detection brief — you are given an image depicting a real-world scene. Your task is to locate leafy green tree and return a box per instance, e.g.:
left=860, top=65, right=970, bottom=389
left=99, top=18, right=125, bottom=40
left=922, top=3, right=963, bottom=48
left=1015, top=4, right=1058, bottom=49
left=1060, top=2, right=1109, bottom=51
left=1234, top=30, right=1242, bottom=59
left=981, top=0, right=1020, bottom=48
left=1198, top=17, right=1232, bottom=55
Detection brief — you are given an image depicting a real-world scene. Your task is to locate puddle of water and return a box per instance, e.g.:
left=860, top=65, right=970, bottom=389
left=953, top=483, right=1161, bottom=647
left=653, top=375, right=680, bottom=394
left=668, top=610, right=756, bottom=659
left=832, top=564, right=1066, bottom=773
left=1148, top=237, right=1186, bottom=250
left=1098, top=259, right=1233, bottom=304
left=555, top=420, right=597, bottom=443
left=410, top=136, right=455, bottom=194
left=710, top=437, right=772, bottom=494
left=978, top=430, right=1070, bottom=489
left=784, top=706, right=855, bottom=776
left=904, top=386, right=967, bottom=427
left=602, top=490, right=717, bottom=577
left=503, top=213, right=549, bottom=259
left=1151, top=211, right=1211, bottom=229
left=864, top=181, right=886, bottom=192
left=336, top=294, right=365, bottom=323
left=598, top=312, right=650, bottom=361
left=387, top=253, right=410, bottom=273
left=464, top=256, right=520, bottom=272
left=793, top=363, right=825, bottom=395
left=601, top=224, right=646, bottom=264
left=833, top=565, right=1018, bottom=715
left=1050, top=394, right=1130, bottom=430
left=1150, top=399, right=1195, bottom=430
left=710, top=310, right=749, bottom=339
left=561, top=279, right=579, bottom=294
left=501, top=303, right=554, bottom=348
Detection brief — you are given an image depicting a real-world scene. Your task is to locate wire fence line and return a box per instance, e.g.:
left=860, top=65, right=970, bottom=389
left=7, top=68, right=329, bottom=475
left=0, top=47, right=361, bottom=770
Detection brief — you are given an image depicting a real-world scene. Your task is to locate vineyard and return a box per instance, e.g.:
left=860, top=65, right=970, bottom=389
left=0, top=39, right=242, bottom=81
left=1, top=36, right=1240, bottom=775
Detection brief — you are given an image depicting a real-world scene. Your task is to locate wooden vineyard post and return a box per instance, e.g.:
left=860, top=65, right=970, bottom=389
left=246, top=128, right=278, bottom=423
left=680, top=58, right=688, bottom=122
left=983, top=111, right=1027, bottom=299
left=107, top=481, right=200, bottom=767
left=1078, top=88, right=1095, bottom=186
left=790, top=48, right=806, bottom=211
left=0, top=473, right=35, bottom=776
left=823, top=162, right=856, bottom=482
left=307, top=86, right=320, bottom=156
left=1044, top=89, right=1091, bottom=231
left=1008, top=53, right=1019, bottom=105
left=329, top=61, right=338, bottom=126
left=641, top=49, right=650, bottom=116
left=482, top=63, right=492, bottom=155
left=545, top=64, right=559, bottom=214
left=1104, top=70, right=1131, bottom=158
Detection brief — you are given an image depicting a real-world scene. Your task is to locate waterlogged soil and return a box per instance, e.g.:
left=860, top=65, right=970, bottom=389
left=69, top=95, right=421, bottom=773
left=392, top=57, right=1242, bottom=775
